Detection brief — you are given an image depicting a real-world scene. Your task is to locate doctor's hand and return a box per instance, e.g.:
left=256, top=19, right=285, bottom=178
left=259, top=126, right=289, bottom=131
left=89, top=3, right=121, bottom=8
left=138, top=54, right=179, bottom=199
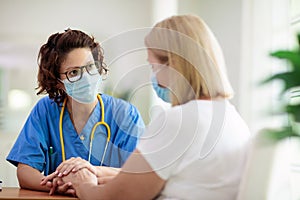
left=40, top=171, right=57, bottom=186
left=40, top=157, right=97, bottom=186
left=56, top=157, right=97, bottom=177
left=40, top=173, right=75, bottom=196
left=49, top=176, right=75, bottom=196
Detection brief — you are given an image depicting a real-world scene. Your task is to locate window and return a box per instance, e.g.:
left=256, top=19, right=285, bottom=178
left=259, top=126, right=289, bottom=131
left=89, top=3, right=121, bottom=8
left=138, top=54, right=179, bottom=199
left=289, top=0, right=300, bottom=199
left=291, top=0, right=300, bottom=38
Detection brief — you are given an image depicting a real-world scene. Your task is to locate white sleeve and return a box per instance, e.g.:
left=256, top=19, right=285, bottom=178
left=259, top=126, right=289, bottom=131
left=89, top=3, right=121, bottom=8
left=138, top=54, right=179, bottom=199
left=137, top=105, right=205, bottom=180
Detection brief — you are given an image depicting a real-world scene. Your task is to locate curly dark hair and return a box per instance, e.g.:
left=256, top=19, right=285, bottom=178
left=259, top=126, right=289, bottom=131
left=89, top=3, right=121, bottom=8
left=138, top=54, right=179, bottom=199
left=36, top=29, right=107, bottom=104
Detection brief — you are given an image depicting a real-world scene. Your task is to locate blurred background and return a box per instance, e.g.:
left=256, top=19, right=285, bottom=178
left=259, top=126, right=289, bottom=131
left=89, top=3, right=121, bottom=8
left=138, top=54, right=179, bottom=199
left=0, top=0, right=299, bottom=196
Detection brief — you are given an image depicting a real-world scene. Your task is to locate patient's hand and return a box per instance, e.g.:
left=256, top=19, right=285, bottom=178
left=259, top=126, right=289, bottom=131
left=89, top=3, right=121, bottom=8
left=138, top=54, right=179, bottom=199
left=96, top=166, right=120, bottom=185
left=98, top=175, right=116, bottom=185
left=55, top=157, right=97, bottom=177
left=63, top=168, right=98, bottom=189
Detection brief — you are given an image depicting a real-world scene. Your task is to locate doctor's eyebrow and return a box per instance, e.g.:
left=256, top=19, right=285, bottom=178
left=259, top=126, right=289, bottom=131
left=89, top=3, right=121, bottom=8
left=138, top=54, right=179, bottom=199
left=64, top=61, right=95, bottom=70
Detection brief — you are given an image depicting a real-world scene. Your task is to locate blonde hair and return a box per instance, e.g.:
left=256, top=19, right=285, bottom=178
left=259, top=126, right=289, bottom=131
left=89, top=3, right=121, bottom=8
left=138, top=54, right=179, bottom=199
left=145, top=14, right=234, bottom=106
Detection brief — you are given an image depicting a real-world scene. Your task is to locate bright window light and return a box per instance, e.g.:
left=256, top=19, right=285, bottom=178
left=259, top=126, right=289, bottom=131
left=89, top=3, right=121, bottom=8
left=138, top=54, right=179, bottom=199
left=8, top=89, right=31, bottom=110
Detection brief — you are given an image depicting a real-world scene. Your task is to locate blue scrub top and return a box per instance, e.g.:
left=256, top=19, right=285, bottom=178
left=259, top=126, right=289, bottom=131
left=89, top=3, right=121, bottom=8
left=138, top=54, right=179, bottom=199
left=6, top=94, right=145, bottom=175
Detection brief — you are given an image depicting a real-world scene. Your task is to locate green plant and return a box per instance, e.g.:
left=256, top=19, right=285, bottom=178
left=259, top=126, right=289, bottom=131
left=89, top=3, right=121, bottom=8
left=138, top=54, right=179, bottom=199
left=262, top=33, right=300, bottom=140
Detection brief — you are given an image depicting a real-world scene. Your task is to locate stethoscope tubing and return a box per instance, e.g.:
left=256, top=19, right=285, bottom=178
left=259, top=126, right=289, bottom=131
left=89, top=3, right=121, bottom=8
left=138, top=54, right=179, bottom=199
left=59, top=94, right=111, bottom=165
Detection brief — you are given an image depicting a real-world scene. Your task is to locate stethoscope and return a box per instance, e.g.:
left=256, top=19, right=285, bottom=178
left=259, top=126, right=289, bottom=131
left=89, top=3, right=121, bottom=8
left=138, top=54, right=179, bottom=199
left=59, top=94, right=111, bottom=165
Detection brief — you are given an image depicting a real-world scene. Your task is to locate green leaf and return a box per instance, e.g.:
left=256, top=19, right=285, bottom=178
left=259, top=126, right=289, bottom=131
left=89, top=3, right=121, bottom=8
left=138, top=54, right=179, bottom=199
left=270, top=51, right=300, bottom=70
left=261, top=71, right=300, bottom=92
left=286, top=104, right=300, bottom=122
left=262, top=127, right=299, bottom=141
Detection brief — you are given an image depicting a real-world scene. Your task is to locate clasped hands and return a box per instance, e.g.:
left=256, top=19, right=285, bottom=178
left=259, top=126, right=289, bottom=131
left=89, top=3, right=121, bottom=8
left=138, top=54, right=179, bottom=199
left=40, top=157, right=118, bottom=196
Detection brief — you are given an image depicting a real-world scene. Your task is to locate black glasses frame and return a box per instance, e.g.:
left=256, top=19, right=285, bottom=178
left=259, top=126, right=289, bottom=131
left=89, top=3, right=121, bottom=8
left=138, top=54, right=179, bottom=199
left=60, top=61, right=108, bottom=83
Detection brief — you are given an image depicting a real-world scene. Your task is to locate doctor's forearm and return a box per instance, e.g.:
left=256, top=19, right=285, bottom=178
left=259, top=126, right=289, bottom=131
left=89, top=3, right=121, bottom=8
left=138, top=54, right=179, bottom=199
left=17, top=163, right=49, bottom=192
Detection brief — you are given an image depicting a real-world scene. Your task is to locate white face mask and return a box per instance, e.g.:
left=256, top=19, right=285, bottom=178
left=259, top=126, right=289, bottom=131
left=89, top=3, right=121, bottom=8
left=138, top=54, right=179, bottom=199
left=63, top=72, right=101, bottom=104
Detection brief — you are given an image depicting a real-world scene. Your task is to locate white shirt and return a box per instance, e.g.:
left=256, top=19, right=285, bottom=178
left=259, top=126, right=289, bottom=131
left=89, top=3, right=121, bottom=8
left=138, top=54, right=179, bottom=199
left=137, top=100, right=251, bottom=200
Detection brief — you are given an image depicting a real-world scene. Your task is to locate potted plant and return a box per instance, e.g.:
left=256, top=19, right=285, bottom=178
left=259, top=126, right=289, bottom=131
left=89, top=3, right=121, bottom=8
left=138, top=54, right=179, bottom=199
left=262, top=33, right=300, bottom=140
left=237, top=33, right=300, bottom=200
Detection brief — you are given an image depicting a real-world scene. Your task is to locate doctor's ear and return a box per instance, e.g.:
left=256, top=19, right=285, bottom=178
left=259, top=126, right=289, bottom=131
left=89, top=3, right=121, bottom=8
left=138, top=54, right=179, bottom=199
left=56, top=80, right=65, bottom=90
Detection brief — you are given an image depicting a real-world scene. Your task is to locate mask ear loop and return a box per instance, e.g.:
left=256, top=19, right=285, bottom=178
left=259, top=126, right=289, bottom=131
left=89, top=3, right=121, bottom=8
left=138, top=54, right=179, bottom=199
left=100, top=65, right=109, bottom=80
left=57, top=78, right=72, bottom=98
left=100, top=62, right=109, bottom=80
left=101, top=73, right=108, bottom=81
left=151, top=63, right=180, bottom=105
left=151, top=63, right=171, bottom=88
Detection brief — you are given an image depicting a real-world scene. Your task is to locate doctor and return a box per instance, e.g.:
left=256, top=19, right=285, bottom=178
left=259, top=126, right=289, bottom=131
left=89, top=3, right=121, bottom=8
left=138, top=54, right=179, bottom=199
left=6, top=29, right=145, bottom=194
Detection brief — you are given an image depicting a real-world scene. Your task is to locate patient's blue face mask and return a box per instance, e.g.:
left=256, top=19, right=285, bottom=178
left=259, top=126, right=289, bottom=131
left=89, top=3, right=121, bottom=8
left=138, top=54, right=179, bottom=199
left=63, top=72, right=101, bottom=104
left=151, top=74, right=171, bottom=103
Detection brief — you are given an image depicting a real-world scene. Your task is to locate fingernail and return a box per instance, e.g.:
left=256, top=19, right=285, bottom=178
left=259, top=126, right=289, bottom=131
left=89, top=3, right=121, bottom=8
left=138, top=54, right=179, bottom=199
left=55, top=171, right=58, bottom=174
left=63, top=171, right=67, bottom=175
left=58, top=173, right=62, bottom=177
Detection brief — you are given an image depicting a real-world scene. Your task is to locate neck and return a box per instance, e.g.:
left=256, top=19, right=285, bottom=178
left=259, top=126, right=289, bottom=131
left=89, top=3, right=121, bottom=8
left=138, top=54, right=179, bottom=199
left=66, top=97, right=98, bottom=134
left=67, top=98, right=97, bottom=114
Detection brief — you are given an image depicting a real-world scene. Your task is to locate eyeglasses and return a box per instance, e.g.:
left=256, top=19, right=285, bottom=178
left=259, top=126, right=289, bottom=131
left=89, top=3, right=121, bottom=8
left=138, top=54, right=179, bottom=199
left=60, top=61, right=107, bottom=83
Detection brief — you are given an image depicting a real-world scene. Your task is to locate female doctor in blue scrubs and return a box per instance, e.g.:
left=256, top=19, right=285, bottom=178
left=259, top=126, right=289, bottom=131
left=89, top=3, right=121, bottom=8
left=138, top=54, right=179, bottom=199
left=6, top=29, right=145, bottom=194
